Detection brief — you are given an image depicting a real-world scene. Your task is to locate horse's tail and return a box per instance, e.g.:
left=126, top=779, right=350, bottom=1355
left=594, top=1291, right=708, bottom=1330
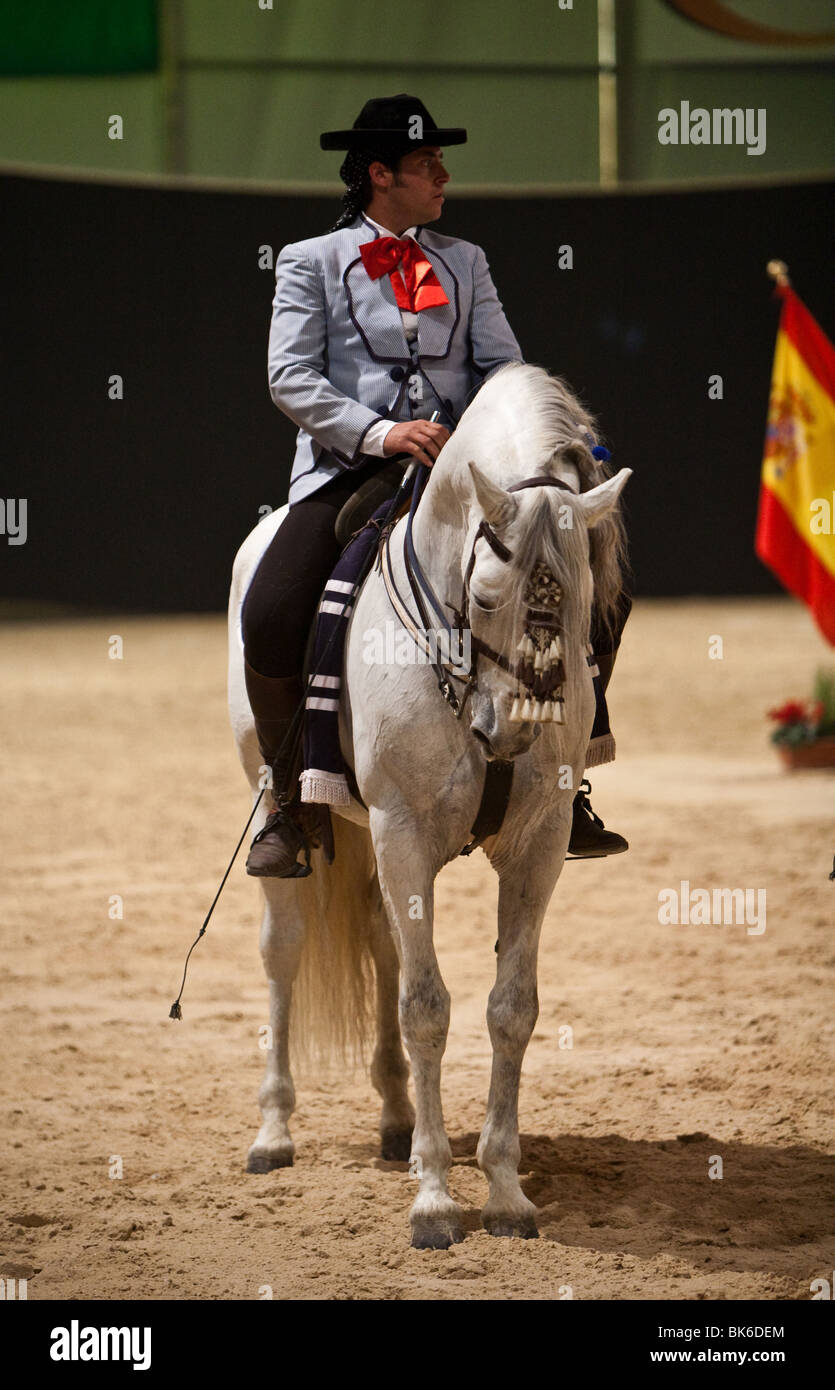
left=289, top=814, right=379, bottom=1073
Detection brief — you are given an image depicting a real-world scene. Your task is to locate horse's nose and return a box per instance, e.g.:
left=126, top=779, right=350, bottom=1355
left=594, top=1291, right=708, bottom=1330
left=471, top=725, right=494, bottom=755
left=470, top=694, right=498, bottom=752
left=471, top=689, right=542, bottom=761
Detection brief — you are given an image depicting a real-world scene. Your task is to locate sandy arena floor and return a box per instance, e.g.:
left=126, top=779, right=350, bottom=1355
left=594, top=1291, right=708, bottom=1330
left=2, top=598, right=833, bottom=1301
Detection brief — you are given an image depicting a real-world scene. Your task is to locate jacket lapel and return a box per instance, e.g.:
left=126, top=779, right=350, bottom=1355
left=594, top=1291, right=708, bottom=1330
left=412, top=228, right=459, bottom=360
left=343, top=215, right=460, bottom=362
left=344, top=214, right=411, bottom=362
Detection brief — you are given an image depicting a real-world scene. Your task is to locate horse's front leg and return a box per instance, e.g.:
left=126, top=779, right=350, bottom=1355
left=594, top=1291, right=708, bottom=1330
left=370, top=808, right=462, bottom=1249
left=478, top=846, right=566, bottom=1237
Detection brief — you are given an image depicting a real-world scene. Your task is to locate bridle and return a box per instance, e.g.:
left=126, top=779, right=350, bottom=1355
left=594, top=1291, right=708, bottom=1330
left=378, top=466, right=577, bottom=722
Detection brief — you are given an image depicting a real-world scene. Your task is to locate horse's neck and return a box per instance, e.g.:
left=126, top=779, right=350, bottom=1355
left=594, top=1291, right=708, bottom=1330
left=409, top=459, right=467, bottom=600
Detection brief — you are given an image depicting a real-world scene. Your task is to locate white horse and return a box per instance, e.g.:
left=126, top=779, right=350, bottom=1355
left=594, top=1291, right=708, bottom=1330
left=228, top=362, right=630, bottom=1249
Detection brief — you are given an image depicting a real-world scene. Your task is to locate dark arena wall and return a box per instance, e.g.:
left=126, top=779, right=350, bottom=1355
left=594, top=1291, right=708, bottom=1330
left=4, top=171, right=833, bottom=611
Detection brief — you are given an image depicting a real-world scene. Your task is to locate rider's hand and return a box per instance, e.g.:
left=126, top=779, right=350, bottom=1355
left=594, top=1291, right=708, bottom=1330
left=383, top=420, right=450, bottom=468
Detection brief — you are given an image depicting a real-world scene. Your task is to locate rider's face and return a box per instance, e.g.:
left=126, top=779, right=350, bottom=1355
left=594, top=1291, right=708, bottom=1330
left=374, top=146, right=450, bottom=226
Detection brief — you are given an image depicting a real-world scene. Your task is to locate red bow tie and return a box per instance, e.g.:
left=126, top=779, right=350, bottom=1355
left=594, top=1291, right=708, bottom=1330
left=359, top=236, right=449, bottom=314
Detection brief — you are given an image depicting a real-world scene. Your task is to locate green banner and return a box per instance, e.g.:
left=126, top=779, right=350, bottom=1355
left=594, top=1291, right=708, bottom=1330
left=0, top=0, right=158, bottom=75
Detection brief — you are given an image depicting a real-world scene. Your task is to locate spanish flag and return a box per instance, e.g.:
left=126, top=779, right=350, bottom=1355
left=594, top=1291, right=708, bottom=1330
left=755, top=281, right=835, bottom=645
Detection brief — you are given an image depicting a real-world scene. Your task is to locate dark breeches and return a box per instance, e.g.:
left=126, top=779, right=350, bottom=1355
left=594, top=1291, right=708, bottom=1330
left=242, top=461, right=632, bottom=679
left=242, top=458, right=386, bottom=678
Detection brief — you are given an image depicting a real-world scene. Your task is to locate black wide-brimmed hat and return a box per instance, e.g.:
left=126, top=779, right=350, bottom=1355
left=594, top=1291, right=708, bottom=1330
left=320, top=93, right=467, bottom=151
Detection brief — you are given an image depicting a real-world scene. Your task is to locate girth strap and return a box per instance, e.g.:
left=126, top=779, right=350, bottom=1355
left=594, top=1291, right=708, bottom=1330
left=460, top=758, right=515, bottom=856
left=336, top=756, right=514, bottom=859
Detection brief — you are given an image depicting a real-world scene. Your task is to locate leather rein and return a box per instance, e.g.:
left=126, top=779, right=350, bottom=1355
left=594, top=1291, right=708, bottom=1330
left=378, top=467, right=576, bottom=720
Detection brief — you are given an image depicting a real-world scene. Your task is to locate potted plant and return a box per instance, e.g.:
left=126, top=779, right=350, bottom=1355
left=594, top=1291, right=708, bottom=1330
left=768, top=668, right=835, bottom=769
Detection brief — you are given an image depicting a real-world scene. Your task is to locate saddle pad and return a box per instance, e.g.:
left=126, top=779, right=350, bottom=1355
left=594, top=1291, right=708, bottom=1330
left=300, top=502, right=391, bottom=805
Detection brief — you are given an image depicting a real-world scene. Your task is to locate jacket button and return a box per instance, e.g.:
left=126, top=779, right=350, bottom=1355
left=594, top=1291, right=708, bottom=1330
left=389, top=366, right=405, bottom=381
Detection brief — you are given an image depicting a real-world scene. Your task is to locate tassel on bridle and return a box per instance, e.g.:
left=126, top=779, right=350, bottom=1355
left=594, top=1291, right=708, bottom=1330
left=508, top=561, right=566, bottom=724
left=386, top=470, right=582, bottom=728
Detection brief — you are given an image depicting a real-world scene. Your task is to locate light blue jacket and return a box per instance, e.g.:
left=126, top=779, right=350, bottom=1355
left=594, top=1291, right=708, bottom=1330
left=267, top=210, right=524, bottom=503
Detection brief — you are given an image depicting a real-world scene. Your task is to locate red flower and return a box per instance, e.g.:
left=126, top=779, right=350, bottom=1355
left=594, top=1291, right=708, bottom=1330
left=768, top=700, right=807, bottom=724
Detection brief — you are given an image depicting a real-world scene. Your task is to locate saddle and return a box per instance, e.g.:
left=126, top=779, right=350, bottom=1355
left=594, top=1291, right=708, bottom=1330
left=333, top=456, right=411, bottom=548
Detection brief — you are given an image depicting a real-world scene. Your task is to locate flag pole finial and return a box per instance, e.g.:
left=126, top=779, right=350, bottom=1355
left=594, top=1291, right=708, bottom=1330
left=767, top=259, right=791, bottom=287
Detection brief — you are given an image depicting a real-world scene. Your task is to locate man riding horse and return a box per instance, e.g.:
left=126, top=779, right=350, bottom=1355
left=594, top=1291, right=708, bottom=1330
left=241, top=93, right=630, bottom=877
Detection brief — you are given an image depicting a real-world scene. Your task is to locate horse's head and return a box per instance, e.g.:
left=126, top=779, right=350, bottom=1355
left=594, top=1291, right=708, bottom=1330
left=461, top=456, right=631, bottom=760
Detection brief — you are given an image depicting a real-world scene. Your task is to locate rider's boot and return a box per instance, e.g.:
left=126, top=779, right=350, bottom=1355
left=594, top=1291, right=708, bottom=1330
left=243, top=660, right=312, bottom=878
left=568, top=649, right=629, bottom=858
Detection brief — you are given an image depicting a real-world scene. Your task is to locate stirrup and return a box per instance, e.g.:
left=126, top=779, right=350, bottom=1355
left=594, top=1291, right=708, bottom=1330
left=575, top=777, right=603, bottom=824
left=566, top=777, right=628, bottom=860
left=248, top=804, right=312, bottom=878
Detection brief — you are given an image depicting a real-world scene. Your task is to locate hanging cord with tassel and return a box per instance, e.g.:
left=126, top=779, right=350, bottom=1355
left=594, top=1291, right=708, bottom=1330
left=168, top=788, right=269, bottom=1020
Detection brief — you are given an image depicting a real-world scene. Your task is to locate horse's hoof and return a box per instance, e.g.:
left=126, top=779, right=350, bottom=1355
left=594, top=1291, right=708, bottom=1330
left=410, top=1217, right=465, bottom=1250
left=246, top=1146, right=294, bottom=1173
left=483, top=1213, right=539, bottom=1239
left=380, top=1127, right=413, bottom=1161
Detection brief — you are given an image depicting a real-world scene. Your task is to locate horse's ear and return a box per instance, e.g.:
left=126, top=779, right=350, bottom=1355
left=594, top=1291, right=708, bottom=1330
left=467, top=460, right=518, bottom=527
left=576, top=468, right=632, bottom=527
